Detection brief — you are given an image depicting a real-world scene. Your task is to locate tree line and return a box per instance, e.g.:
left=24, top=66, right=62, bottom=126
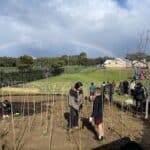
left=0, top=51, right=149, bottom=87
left=0, top=52, right=114, bottom=87
left=0, top=52, right=149, bottom=71
left=0, top=52, right=114, bottom=71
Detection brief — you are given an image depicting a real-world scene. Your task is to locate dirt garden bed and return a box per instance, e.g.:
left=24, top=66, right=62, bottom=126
left=0, top=95, right=149, bottom=150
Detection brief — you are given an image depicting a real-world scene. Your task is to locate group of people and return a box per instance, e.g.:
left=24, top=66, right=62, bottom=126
left=119, top=79, right=148, bottom=112
left=130, top=81, right=148, bottom=112
left=133, top=68, right=146, bottom=80
left=89, top=81, right=116, bottom=104
left=68, top=82, right=104, bottom=141
left=68, top=80, right=149, bottom=141
left=0, top=80, right=148, bottom=142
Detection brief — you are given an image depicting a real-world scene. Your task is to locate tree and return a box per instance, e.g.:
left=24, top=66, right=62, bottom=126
left=125, top=51, right=150, bottom=68
left=78, top=52, right=87, bottom=65
left=51, top=61, right=64, bottom=75
left=17, top=55, right=34, bottom=71
left=0, top=57, right=17, bottom=67
left=79, top=52, right=87, bottom=58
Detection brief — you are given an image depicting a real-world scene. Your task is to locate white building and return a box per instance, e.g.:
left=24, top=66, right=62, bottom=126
left=132, top=60, right=148, bottom=68
left=103, top=58, right=131, bottom=68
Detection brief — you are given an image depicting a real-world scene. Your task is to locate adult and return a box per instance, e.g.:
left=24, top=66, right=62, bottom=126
left=123, top=80, right=129, bottom=95
left=134, top=82, right=145, bottom=113
left=68, top=82, right=83, bottom=129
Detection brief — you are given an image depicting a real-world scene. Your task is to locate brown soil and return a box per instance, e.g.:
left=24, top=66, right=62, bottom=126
left=0, top=95, right=149, bottom=150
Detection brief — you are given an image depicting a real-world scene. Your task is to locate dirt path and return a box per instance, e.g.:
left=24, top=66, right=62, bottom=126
left=0, top=96, right=149, bottom=150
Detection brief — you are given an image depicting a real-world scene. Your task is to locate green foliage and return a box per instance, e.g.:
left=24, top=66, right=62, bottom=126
left=0, top=53, right=114, bottom=69
left=0, top=67, right=64, bottom=88
left=0, top=67, right=18, bottom=73
left=126, top=51, right=150, bottom=63
left=64, top=65, right=86, bottom=73
left=0, top=57, right=17, bottom=67
left=17, top=55, right=34, bottom=71
left=51, top=65, right=64, bottom=76
left=0, top=70, right=45, bottom=87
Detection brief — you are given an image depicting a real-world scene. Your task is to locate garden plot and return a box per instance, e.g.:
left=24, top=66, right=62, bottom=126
left=0, top=94, right=149, bottom=150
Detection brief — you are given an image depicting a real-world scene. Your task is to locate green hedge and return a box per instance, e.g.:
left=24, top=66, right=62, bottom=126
left=0, top=67, right=64, bottom=87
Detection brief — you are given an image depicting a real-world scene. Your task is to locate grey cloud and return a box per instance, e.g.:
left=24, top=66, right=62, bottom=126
left=0, top=0, right=150, bottom=58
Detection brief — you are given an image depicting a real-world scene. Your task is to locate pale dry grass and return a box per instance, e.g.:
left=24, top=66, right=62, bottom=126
left=1, top=87, right=40, bottom=94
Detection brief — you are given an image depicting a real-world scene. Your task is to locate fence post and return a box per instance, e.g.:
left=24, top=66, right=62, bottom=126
left=0, top=69, right=2, bottom=87
left=145, top=96, right=149, bottom=119
left=145, top=84, right=150, bottom=119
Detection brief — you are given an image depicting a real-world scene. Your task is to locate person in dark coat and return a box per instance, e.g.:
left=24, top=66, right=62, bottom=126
left=134, top=82, right=145, bottom=113
left=106, top=82, right=113, bottom=104
left=91, top=87, right=104, bottom=141
left=123, top=80, right=129, bottom=94
left=68, top=82, right=83, bottom=129
left=2, top=100, right=11, bottom=118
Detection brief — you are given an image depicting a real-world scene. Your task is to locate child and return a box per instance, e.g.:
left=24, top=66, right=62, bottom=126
left=89, top=82, right=96, bottom=101
left=91, top=87, right=104, bottom=141
left=2, top=100, right=11, bottom=118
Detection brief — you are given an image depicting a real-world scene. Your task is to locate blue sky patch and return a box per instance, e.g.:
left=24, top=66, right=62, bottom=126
left=114, top=0, right=128, bottom=8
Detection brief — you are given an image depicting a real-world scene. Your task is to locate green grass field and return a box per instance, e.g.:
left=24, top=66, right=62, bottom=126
left=1, top=66, right=149, bottom=99
left=0, top=67, right=133, bottom=95
left=23, top=67, right=133, bottom=94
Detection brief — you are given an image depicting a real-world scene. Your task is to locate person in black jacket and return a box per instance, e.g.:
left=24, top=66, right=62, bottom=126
left=123, top=80, right=129, bottom=95
left=2, top=100, right=11, bottom=118
left=91, top=87, right=104, bottom=141
left=134, top=82, right=145, bottom=113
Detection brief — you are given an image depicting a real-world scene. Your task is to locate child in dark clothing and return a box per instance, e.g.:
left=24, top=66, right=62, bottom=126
left=2, top=100, right=11, bottom=118
left=134, top=82, right=145, bottom=113
left=91, top=87, right=104, bottom=140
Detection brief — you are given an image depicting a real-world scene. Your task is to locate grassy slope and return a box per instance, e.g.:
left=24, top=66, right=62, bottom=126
left=1, top=67, right=149, bottom=102
left=24, top=67, right=132, bottom=94
left=0, top=67, right=133, bottom=95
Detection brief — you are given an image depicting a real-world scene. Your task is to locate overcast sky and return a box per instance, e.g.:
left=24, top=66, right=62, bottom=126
left=0, top=0, right=150, bottom=58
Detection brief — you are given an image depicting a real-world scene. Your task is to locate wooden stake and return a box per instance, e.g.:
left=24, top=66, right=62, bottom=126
left=9, top=92, right=16, bottom=150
